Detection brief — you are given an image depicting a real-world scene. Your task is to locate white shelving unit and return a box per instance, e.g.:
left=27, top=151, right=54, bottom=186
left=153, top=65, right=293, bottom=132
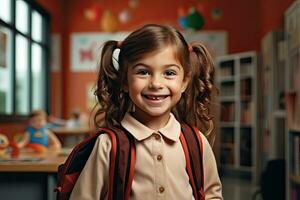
left=285, top=1, right=300, bottom=199
left=216, top=51, right=259, bottom=183
left=261, top=30, right=286, bottom=166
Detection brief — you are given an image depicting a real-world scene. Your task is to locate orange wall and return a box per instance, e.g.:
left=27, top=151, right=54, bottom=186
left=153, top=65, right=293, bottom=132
left=37, top=0, right=63, bottom=33
left=37, top=0, right=64, bottom=117
left=65, top=0, right=261, bottom=52
left=259, top=0, right=295, bottom=38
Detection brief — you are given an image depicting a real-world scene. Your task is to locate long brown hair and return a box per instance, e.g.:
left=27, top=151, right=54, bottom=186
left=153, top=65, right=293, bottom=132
left=94, top=24, right=216, bottom=136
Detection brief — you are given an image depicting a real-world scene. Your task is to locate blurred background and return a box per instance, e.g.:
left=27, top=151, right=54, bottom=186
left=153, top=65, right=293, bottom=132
left=0, top=0, right=299, bottom=199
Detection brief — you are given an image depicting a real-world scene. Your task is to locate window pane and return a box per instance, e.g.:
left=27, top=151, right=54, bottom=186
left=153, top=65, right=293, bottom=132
left=0, top=27, right=13, bottom=114
left=32, top=11, right=43, bottom=42
left=16, top=34, right=29, bottom=114
left=32, top=43, right=45, bottom=110
left=0, top=0, right=12, bottom=23
left=16, top=0, right=29, bottom=34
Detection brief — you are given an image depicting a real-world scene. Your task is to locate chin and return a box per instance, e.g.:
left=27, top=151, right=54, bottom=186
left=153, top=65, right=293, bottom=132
left=142, top=108, right=171, bottom=118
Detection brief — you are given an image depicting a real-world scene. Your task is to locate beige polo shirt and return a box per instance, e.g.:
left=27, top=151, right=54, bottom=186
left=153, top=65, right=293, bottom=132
left=70, top=113, right=223, bottom=200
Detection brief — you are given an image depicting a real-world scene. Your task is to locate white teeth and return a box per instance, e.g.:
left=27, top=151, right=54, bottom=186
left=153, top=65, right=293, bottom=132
left=145, top=95, right=166, bottom=100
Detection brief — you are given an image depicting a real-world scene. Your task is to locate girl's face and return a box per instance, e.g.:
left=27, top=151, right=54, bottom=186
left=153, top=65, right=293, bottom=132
left=124, top=46, right=189, bottom=128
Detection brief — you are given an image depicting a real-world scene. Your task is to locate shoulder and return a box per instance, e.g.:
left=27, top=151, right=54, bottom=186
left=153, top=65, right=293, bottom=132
left=197, top=130, right=214, bottom=157
left=198, top=131, right=210, bottom=148
left=94, top=132, right=112, bottom=153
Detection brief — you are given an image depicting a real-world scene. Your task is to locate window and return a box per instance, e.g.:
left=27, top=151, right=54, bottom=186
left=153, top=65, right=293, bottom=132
left=0, top=0, right=12, bottom=23
left=0, top=0, right=50, bottom=119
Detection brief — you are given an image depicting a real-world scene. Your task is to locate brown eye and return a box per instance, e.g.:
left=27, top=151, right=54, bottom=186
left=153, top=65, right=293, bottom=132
left=164, top=70, right=177, bottom=76
left=136, top=69, right=150, bottom=76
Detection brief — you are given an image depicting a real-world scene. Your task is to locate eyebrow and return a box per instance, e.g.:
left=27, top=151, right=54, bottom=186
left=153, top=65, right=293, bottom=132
left=132, top=63, right=182, bottom=70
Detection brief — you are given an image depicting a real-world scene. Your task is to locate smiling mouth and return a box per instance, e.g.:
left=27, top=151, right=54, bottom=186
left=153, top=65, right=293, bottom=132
left=143, top=95, right=169, bottom=100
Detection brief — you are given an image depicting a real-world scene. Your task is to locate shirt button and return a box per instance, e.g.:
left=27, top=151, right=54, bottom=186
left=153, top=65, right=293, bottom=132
left=159, top=186, right=165, bottom=193
left=154, top=134, right=161, bottom=140
left=157, top=154, right=163, bottom=161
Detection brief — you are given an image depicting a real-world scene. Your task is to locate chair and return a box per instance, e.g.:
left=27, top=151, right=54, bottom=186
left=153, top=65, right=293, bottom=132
left=252, top=159, right=285, bottom=200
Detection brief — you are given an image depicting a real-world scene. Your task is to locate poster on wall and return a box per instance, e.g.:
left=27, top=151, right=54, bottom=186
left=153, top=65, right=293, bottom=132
left=0, top=30, right=7, bottom=68
left=51, top=34, right=61, bottom=72
left=184, top=31, right=227, bottom=58
left=71, top=32, right=129, bottom=72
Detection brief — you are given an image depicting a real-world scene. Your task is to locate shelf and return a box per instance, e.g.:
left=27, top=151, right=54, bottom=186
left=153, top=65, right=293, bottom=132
left=273, top=110, right=287, bottom=118
left=217, top=51, right=258, bottom=183
left=219, top=96, right=236, bottom=102
left=240, top=124, right=253, bottom=128
left=240, top=74, right=253, bottom=80
left=240, top=95, right=252, bottom=101
left=285, top=2, right=300, bottom=198
left=220, top=122, right=238, bottom=127
left=290, top=174, right=300, bottom=185
left=218, top=76, right=235, bottom=83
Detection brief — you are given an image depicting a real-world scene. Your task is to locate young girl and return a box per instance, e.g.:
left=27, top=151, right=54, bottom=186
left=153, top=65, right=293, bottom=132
left=70, top=24, right=222, bottom=199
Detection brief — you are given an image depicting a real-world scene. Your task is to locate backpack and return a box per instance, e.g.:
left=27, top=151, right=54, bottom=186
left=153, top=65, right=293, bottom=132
left=55, top=123, right=205, bottom=200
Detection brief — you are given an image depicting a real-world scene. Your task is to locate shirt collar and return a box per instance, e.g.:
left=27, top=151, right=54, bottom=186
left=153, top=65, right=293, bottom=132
left=121, top=112, right=181, bottom=142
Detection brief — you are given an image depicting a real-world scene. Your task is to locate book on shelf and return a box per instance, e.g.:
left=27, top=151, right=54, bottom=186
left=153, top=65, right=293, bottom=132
left=220, top=128, right=234, bottom=143
left=240, top=128, right=252, bottom=166
left=220, top=102, right=235, bottom=122
left=285, top=92, right=300, bottom=130
left=290, top=51, right=300, bottom=92
left=220, top=82, right=235, bottom=96
left=241, top=102, right=253, bottom=124
left=240, top=78, right=252, bottom=96
left=220, top=148, right=234, bottom=165
left=240, top=57, right=253, bottom=76
left=219, top=67, right=234, bottom=77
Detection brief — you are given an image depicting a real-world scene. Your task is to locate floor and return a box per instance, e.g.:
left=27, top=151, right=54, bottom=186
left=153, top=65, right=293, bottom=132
left=221, top=176, right=259, bottom=200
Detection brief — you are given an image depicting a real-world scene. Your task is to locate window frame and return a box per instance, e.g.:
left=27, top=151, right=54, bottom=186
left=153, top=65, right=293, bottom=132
left=0, top=0, right=50, bottom=122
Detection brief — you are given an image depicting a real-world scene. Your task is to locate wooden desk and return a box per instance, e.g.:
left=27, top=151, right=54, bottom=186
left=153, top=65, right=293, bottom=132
left=0, top=150, right=68, bottom=200
left=0, top=151, right=67, bottom=172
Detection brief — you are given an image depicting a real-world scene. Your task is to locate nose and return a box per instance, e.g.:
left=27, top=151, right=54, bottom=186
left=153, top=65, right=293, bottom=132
left=149, top=75, right=163, bottom=89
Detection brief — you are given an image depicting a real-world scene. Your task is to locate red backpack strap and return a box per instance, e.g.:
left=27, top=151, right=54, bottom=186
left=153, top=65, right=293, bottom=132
left=103, top=126, right=136, bottom=200
left=55, top=130, right=111, bottom=199
left=55, top=127, right=135, bottom=200
left=180, top=123, right=205, bottom=200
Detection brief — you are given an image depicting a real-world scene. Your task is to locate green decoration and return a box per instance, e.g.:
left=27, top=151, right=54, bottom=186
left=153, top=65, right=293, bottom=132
left=186, top=7, right=205, bottom=30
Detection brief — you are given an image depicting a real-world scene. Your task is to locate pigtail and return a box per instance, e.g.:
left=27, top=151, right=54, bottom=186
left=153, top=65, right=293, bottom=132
left=94, top=40, right=123, bottom=128
left=186, top=43, right=216, bottom=137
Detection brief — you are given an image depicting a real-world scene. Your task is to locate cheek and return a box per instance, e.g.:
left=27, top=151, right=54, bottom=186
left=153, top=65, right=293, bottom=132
left=128, top=83, right=143, bottom=96
left=170, top=80, right=186, bottom=92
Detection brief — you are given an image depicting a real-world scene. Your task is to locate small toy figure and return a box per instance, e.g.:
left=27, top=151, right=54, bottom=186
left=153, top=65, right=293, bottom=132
left=17, top=109, right=62, bottom=152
